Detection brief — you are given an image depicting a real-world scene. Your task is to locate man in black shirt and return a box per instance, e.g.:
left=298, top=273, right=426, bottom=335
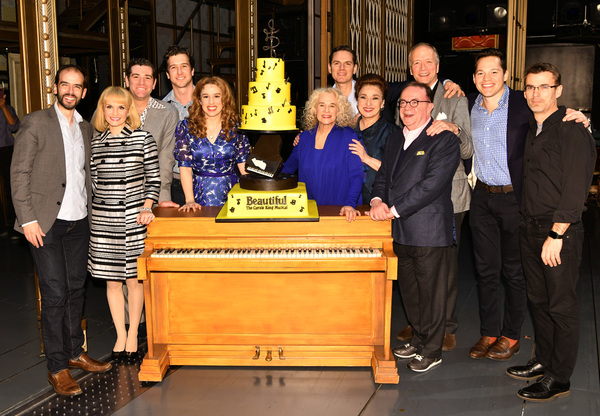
left=505, top=63, right=595, bottom=402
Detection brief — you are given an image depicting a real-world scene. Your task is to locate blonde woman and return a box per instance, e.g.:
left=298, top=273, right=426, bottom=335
left=282, top=87, right=363, bottom=222
left=89, top=86, right=160, bottom=359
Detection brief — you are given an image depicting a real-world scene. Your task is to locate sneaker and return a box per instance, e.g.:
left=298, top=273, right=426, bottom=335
left=393, top=343, right=417, bottom=359
left=407, top=355, right=442, bottom=373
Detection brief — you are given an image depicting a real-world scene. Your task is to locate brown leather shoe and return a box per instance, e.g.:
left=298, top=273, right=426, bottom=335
left=469, top=336, right=495, bottom=359
left=69, top=352, right=112, bottom=373
left=396, top=325, right=413, bottom=341
left=486, top=337, right=520, bottom=361
left=442, top=333, right=456, bottom=351
left=48, top=369, right=82, bottom=397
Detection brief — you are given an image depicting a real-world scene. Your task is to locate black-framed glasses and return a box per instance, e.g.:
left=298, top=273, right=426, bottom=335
left=399, top=99, right=431, bottom=108
left=524, top=84, right=559, bottom=93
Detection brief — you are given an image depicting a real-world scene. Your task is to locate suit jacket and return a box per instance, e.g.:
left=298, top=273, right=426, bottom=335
left=431, top=86, right=473, bottom=213
left=371, top=120, right=460, bottom=247
left=142, top=101, right=178, bottom=202
left=468, top=88, right=529, bottom=203
left=11, top=106, right=93, bottom=234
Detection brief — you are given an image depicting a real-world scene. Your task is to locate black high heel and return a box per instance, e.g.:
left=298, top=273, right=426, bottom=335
left=111, top=351, right=125, bottom=360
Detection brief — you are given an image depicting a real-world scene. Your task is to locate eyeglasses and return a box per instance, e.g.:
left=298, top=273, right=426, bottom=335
left=524, top=84, right=559, bottom=93
left=399, top=99, right=431, bottom=108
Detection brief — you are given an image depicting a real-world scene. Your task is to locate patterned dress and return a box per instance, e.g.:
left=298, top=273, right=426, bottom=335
left=88, top=126, right=160, bottom=281
left=174, top=119, right=250, bottom=206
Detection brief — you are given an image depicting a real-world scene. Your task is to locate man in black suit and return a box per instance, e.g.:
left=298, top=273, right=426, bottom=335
left=506, top=62, right=595, bottom=402
left=369, top=82, right=459, bottom=373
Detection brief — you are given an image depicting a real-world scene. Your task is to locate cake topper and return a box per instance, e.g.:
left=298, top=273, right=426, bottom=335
left=263, top=19, right=280, bottom=58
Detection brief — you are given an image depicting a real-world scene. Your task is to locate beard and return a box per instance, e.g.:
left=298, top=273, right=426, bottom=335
left=56, top=92, right=82, bottom=110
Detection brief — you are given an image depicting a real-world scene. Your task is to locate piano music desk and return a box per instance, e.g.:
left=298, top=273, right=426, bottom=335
left=137, top=206, right=399, bottom=384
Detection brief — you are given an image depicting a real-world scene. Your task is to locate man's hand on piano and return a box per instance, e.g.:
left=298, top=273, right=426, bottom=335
left=158, top=200, right=180, bottom=208
left=340, top=205, right=360, bottom=222
left=178, top=201, right=202, bottom=212
left=367, top=200, right=394, bottom=221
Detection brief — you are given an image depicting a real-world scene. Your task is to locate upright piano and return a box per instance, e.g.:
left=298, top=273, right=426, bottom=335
left=137, top=206, right=399, bottom=384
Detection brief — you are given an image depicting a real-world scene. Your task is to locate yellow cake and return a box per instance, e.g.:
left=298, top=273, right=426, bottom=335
left=241, top=58, right=297, bottom=130
left=221, top=183, right=311, bottom=218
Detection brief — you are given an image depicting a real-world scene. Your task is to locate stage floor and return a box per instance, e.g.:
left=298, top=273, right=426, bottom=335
left=1, top=206, right=599, bottom=416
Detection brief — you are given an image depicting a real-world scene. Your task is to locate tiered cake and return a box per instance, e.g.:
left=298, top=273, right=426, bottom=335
left=218, top=55, right=317, bottom=221
left=241, top=58, right=296, bottom=130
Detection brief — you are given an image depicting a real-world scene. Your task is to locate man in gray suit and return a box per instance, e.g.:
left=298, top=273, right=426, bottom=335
left=11, top=65, right=111, bottom=396
left=395, top=43, right=473, bottom=351
left=369, top=82, right=460, bottom=373
left=125, top=58, right=179, bottom=206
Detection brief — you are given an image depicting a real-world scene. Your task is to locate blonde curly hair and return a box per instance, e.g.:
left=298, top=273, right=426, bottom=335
left=302, top=87, right=354, bottom=130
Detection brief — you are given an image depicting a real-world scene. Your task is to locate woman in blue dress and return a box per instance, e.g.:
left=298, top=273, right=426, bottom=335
left=282, top=87, right=363, bottom=222
left=175, top=76, right=250, bottom=210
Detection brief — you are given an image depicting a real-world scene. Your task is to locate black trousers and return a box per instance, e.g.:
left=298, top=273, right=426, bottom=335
left=470, top=187, right=527, bottom=340
left=394, top=242, right=450, bottom=359
left=28, top=218, right=89, bottom=373
left=445, top=210, right=466, bottom=335
left=520, top=219, right=583, bottom=384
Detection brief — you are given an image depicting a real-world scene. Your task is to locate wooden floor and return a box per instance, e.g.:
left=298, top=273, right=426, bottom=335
left=1, top=206, right=599, bottom=416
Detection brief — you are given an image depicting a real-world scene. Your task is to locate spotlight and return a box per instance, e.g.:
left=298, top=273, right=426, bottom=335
left=487, top=3, right=508, bottom=28
left=589, top=2, right=600, bottom=25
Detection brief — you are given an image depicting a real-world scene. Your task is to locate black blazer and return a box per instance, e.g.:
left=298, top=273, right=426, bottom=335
left=371, top=120, right=460, bottom=247
left=468, top=88, right=530, bottom=204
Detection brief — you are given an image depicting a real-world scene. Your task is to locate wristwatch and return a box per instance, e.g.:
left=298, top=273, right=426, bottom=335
left=548, top=230, right=563, bottom=239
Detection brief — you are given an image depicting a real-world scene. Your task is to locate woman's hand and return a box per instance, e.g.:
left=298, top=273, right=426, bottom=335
left=137, top=209, right=155, bottom=225
left=349, top=139, right=368, bottom=162
left=340, top=205, right=360, bottom=222
left=178, top=201, right=201, bottom=212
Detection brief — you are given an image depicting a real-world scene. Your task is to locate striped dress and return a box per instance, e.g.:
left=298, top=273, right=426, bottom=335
left=88, top=126, right=160, bottom=281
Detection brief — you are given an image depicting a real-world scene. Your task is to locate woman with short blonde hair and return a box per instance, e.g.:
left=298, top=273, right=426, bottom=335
left=89, top=85, right=160, bottom=359
left=282, top=87, right=363, bottom=222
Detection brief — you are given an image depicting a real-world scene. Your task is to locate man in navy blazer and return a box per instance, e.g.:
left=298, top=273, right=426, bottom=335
left=369, top=82, right=460, bottom=373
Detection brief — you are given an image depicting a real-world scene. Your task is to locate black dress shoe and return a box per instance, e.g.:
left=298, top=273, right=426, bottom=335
left=506, top=358, right=545, bottom=380
left=517, top=376, right=570, bottom=402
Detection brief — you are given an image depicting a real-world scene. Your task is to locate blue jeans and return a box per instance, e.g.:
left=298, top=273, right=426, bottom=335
left=29, top=218, right=90, bottom=373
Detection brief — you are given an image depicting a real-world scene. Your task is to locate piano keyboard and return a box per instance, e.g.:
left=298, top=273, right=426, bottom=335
left=151, top=247, right=382, bottom=259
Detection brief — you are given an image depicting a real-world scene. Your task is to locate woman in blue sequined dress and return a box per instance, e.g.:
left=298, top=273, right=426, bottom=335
left=175, top=76, right=250, bottom=210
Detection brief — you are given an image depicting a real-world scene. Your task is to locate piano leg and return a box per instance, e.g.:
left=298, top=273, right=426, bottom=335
left=372, top=345, right=400, bottom=384
left=139, top=343, right=170, bottom=382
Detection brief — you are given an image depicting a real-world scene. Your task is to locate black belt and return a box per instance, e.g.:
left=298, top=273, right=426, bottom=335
left=476, top=179, right=514, bottom=194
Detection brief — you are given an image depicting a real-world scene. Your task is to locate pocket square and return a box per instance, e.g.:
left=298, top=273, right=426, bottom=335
left=436, top=112, right=448, bottom=121
left=416, top=150, right=425, bottom=156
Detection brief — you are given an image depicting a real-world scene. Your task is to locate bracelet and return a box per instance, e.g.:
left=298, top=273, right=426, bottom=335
left=140, top=207, right=152, bottom=213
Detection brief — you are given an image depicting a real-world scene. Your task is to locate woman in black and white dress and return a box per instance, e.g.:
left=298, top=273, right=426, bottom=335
left=89, top=86, right=160, bottom=358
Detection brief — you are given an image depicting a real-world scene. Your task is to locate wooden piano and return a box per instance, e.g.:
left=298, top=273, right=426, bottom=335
left=137, top=206, right=399, bottom=384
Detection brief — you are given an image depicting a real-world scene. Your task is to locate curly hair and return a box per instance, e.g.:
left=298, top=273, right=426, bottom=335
left=92, top=86, right=141, bottom=132
left=302, top=87, right=354, bottom=131
left=187, top=76, right=240, bottom=141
